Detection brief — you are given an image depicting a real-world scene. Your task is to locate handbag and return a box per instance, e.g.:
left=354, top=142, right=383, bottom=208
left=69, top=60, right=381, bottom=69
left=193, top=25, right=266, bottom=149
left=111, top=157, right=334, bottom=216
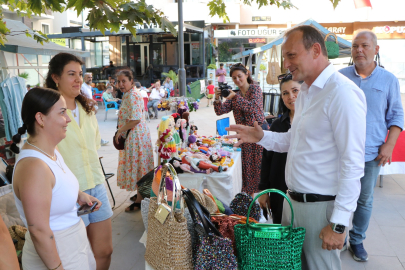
left=230, top=192, right=261, bottom=221
left=324, top=33, right=340, bottom=59
left=112, top=127, right=130, bottom=150
left=183, top=189, right=238, bottom=270
left=137, top=167, right=157, bottom=199
left=266, top=45, right=282, bottom=85
left=144, top=164, right=193, bottom=270
left=234, top=189, right=306, bottom=270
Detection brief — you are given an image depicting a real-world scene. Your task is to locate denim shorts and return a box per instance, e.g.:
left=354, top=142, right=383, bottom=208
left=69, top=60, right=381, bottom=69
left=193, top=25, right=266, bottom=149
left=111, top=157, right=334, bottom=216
left=80, top=183, right=113, bottom=227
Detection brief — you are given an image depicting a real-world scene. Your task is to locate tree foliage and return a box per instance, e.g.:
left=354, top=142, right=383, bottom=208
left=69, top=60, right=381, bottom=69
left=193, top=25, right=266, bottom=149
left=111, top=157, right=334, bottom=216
left=0, top=0, right=176, bottom=45
left=0, top=0, right=341, bottom=46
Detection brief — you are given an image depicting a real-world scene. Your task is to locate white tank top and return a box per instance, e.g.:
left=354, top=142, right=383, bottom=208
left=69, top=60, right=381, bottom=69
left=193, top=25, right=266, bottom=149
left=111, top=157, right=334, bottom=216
left=13, top=149, right=81, bottom=231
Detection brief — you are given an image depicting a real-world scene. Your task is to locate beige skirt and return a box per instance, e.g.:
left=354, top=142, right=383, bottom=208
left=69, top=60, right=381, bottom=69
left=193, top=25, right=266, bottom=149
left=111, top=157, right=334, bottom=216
left=22, top=220, right=96, bottom=270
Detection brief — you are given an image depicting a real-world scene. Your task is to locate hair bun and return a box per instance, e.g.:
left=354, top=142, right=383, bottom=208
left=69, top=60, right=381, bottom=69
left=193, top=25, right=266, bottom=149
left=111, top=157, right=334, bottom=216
left=10, top=143, right=20, bottom=154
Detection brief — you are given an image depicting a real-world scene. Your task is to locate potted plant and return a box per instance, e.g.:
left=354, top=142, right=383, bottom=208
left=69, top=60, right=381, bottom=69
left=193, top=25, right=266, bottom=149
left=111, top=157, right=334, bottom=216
left=162, top=70, right=178, bottom=96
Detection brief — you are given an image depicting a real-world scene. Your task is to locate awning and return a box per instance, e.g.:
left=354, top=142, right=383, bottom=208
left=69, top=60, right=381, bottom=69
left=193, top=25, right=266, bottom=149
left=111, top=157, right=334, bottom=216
left=47, top=23, right=203, bottom=39
left=232, top=19, right=352, bottom=59
left=0, top=19, right=90, bottom=57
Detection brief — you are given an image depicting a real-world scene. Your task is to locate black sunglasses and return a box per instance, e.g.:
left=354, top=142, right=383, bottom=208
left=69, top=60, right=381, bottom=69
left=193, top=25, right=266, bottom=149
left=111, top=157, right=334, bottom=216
left=230, top=63, right=247, bottom=70
left=278, top=73, right=293, bottom=83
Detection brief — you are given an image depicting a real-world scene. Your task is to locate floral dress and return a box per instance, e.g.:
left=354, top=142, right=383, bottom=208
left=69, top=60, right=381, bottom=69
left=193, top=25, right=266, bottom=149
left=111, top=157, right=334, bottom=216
left=214, top=84, right=265, bottom=194
left=117, top=88, right=154, bottom=191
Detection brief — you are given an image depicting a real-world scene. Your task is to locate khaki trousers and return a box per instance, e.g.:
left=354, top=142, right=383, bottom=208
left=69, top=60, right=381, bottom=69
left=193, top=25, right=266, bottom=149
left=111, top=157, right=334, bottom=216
left=282, top=194, right=341, bottom=270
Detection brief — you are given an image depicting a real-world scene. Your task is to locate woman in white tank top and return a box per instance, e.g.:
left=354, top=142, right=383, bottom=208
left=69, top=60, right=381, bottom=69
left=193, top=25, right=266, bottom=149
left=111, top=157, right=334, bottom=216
left=11, top=88, right=101, bottom=270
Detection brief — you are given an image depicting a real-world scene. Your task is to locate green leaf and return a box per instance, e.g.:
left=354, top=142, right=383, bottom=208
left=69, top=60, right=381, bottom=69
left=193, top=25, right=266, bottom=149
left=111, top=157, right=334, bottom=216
left=329, top=0, right=341, bottom=9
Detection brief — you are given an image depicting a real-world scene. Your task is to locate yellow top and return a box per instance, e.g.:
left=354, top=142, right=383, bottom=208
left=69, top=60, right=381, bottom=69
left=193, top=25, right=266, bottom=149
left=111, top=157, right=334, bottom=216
left=57, top=103, right=104, bottom=191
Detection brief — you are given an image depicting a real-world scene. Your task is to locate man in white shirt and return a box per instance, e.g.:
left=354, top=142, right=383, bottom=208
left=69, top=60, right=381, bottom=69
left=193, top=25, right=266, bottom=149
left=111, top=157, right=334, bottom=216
left=226, top=26, right=367, bottom=270
left=147, top=79, right=165, bottom=119
left=81, top=73, right=93, bottom=99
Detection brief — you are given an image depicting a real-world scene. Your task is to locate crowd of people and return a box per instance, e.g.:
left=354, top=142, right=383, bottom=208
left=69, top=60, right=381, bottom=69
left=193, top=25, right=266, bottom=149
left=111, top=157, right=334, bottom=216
left=1, top=24, right=403, bottom=270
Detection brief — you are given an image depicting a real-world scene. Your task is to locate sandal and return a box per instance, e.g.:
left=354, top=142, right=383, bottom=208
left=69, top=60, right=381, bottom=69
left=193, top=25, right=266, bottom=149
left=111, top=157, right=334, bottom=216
left=125, top=202, right=141, bottom=212
left=130, top=194, right=138, bottom=202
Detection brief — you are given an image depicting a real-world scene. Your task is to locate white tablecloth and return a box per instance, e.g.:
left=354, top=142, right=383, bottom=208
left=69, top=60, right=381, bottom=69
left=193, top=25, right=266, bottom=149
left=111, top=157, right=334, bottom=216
left=176, top=151, right=242, bottom=205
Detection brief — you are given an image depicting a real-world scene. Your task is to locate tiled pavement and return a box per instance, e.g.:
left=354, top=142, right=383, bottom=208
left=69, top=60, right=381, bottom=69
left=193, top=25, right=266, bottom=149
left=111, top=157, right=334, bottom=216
left=94, top=95, right=405, bottom=270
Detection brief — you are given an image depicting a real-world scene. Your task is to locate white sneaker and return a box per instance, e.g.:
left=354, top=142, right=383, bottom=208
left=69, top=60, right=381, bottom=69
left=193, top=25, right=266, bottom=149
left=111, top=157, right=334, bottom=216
left=101, top=139, right=109, bottom=146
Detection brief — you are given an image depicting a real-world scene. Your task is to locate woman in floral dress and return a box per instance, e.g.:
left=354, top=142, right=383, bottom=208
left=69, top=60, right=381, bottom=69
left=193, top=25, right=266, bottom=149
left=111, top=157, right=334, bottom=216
left=214, top=63, right=265, bottom=197
left=115, top=70, right=154, bottom=212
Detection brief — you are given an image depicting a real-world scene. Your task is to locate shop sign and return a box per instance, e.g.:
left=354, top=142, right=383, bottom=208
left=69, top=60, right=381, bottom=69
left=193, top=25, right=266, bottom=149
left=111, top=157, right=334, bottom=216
left=249, top=38, right=266, bottom=43
left=326, top=27, right=347, bottom=34
left=50, top=38, right=66, bottom=47
left=374, top=25, right=405, bottom=34
left=214, top=28, right=286, bottom=38
left=252, top=16, right=271, bottom=22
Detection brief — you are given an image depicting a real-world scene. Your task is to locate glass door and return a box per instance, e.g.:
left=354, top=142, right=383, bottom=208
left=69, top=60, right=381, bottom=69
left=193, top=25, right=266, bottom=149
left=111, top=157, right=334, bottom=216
left=131, top=44, right=149, bottom=85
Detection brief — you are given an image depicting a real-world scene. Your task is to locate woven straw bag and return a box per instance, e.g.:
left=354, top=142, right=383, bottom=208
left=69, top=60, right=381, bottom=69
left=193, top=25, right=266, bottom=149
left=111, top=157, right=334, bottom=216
left=266, top=45, right=282, bottom=85
left=144, top=164, right=193, bottom=270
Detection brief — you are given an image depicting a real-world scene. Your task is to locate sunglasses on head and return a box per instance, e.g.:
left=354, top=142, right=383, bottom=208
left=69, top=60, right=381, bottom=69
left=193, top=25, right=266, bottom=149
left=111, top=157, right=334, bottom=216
left=278, top=73, right=293, bottom=83
left=230, top=63, right=247, bottom=69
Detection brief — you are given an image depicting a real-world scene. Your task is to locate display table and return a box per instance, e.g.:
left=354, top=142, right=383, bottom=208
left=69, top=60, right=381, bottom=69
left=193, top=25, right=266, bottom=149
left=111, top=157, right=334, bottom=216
left=378, top=131, right=405, bottom=187
left=176, top=151, right=242, bottom=205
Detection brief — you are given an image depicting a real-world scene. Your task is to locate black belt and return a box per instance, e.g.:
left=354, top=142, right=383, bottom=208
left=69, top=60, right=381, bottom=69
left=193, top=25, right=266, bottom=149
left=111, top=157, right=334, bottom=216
left=287, top=190, right=336, bottom=203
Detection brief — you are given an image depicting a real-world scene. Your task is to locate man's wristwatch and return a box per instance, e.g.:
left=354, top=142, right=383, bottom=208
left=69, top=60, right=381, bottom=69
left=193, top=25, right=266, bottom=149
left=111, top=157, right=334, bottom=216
left=331, top=223, right=345, bottom=234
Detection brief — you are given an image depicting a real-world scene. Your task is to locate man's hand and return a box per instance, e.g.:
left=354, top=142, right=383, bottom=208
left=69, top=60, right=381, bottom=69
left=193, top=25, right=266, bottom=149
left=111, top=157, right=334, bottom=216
left=375, top=143, right=395, bottom=166
left=319, top=224, right=345, bottom=250
left=258, top=193, right=270, bottom=209
left=225, top=121, right=264, bottom=147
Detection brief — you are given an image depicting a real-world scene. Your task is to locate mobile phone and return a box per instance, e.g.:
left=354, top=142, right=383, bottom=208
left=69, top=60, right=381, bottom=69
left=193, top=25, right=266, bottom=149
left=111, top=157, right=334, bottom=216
left=77, top=202, right=98, bottom=216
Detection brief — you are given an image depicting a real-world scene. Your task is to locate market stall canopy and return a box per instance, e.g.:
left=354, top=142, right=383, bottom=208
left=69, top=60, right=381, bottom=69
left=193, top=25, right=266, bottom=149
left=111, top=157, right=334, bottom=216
left=232, top=19, right=352, bottom=59
left=0, top=19, right=90, bottom=57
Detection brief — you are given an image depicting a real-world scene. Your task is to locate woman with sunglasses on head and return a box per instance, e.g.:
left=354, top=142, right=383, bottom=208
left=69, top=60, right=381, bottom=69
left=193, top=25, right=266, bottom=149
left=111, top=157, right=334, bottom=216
left=258, top=74, right=302, bottom=224
left=11, top=88, right=100, bottom=270
left=214, top=63, right=265, bottom=197
left=45, top=53, right=113, bottom=270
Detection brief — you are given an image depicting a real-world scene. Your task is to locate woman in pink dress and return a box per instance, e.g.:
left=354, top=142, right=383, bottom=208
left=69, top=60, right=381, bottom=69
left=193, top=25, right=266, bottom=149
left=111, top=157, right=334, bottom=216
left=115, top=70, right=154, bottom=212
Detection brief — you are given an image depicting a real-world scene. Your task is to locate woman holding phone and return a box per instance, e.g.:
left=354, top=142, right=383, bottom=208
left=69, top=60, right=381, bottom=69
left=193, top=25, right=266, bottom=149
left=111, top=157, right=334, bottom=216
left=45, top=53, right=113, bottom=270
left=11, top=88, right=100, bottom=270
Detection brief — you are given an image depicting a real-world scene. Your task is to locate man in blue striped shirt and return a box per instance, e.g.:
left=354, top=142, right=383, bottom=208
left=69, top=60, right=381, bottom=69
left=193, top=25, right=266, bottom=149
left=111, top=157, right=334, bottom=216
left=340, top=30, right=404, bottom=262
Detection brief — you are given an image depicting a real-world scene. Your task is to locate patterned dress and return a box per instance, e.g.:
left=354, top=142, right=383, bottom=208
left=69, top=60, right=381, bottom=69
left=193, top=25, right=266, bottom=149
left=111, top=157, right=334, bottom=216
left=117, top=88, right=154, bottom=191
left=214, top=84, right=265, bottom=194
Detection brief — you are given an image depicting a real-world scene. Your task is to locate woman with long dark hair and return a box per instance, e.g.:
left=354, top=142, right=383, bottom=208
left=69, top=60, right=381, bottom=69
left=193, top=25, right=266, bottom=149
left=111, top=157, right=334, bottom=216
left=11, top=87, right=99, bottom=270
left=115, top=69, right=154, bottom=212
left=214, top=63, right=265, bottom=197
left=45, top=53, right=113, bottom=270
left=258, top=74, right=302, bottom=224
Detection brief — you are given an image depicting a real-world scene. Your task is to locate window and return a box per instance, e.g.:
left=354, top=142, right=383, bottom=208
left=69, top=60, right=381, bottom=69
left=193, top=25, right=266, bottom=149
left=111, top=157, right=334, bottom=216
left=41, top=24, right=49, bottom=34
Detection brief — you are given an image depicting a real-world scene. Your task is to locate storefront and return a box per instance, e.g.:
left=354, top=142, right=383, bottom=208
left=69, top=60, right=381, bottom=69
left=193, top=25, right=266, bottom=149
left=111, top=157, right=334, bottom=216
left=48, top=21, right=206, bottom=86
left=213, top=26, right=286, bottom=74
left=321, top=21, right=405, bottom=93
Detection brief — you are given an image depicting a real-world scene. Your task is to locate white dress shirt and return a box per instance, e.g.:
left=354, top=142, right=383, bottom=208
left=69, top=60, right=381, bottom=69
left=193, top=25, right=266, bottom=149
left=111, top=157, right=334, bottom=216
left=258, top=64, right=367, bottom=226
left=149, top=87, right=165, bottom=100
left=81, top=83, right=93, bottom=99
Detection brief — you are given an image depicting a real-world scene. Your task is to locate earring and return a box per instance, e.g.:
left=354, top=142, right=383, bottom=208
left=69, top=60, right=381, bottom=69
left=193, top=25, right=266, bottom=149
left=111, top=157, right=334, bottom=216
left=56, top=83, right=58, bottom=88
left=41, top=124, right=44, bottom=127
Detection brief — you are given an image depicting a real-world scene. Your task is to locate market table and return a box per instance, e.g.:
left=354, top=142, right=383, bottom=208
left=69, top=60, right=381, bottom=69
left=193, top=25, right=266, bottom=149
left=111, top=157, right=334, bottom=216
left=175, top=151, right=242, bottom=205
left=378, top=131, right=405, bottom=187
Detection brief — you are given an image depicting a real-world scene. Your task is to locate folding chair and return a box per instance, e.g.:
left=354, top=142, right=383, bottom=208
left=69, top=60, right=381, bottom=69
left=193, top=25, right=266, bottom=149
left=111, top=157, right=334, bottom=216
left=99, top=157, right=115, bottom=209
left=216, top=117, right=230, bottom=136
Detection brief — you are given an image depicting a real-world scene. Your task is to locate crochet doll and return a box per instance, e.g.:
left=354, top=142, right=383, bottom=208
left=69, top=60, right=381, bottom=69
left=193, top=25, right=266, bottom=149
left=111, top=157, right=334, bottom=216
left=182, top=155, right=223, bottom=173
left=158, top=129, right=175, bottom=161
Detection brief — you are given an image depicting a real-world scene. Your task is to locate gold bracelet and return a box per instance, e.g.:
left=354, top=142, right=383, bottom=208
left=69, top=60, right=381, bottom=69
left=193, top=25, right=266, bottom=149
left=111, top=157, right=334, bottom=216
left=49, top=262, right=62, bottom=270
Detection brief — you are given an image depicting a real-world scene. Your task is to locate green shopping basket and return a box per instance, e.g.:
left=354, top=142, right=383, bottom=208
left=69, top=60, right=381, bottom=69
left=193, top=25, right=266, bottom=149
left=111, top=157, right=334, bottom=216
left=234, top=189, right=306, bottom=270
